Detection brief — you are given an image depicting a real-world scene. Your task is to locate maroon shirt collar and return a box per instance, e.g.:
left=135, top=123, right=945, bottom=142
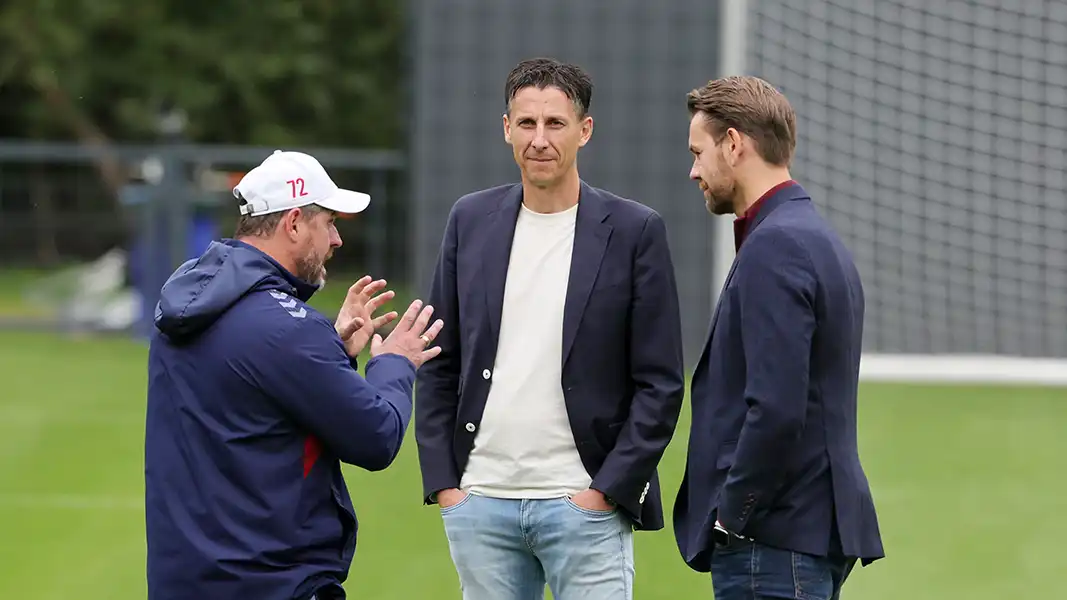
left=733, top=179, right=796, bottom=252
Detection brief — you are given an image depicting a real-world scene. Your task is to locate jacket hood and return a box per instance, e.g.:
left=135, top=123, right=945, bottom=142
left=154, top=239, right=320, bottom=343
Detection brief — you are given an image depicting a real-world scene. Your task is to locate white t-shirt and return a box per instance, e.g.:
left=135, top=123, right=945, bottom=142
left=460, top=202, right=592, bottom=498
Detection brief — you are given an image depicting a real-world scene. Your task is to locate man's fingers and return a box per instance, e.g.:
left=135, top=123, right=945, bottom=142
left=420, top=345, right=443, bottom=361
left=372, top=311, right=398, bottom=329
left=365, top=290, right=395, bottom=313
left=420, top=319, right=444, bottom=344
left=394, top=299, right=423, bottom=333
left=411, top=304, right=435, bottom=335
left=346, top=276, right=373, bottom=300
left=338, top=317, right=364, bottom=340
left=358, top=279, right=388, bottom=301
left=370, top=333, right=384, bottom=353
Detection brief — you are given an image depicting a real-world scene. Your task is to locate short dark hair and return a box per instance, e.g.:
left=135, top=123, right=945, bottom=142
left=687, top=75, right=797, bottom=167
left=233, top=192, right=327, bottom=239
left=504, top=58, right=593, bottom=118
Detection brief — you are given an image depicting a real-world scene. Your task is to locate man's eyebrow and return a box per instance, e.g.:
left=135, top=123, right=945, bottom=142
left=514, top=113, right=569, bottom=122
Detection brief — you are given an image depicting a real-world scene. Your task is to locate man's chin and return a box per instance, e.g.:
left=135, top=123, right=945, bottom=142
left=706, top=196, right=734, bottom=216
left=523, top=166, right=562, bottom=188
left=301, top=266, right=327, bottom=289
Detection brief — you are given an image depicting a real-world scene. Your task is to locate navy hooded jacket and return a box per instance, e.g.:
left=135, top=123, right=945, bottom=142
left=145, top=239, right=415, bottom=600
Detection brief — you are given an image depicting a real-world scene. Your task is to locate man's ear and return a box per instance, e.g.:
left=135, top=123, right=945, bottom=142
left=502, top=112, right=512, bottom=144
left=578, top=115, right=594, bottom=148
left=280, top=208, right=303, bottom=241
left=724, top=127, right=746, bottom=165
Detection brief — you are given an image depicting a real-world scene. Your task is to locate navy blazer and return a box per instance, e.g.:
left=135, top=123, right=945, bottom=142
left=673, top=182, right=885, bottom=571
left=415, top=181, right=686, bottom=531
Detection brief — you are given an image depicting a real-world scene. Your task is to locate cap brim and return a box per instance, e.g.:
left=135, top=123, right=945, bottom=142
left=317, top=189, right=371, bottom=214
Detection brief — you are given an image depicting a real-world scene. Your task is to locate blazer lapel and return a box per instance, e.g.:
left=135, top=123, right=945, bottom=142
left=562, top=182, right=612, bottom=366
left=694, top=254, right=740, bottom=372
left=693, top=181, right=810, bottom=371
left=482, top=185, right=523, bottom=343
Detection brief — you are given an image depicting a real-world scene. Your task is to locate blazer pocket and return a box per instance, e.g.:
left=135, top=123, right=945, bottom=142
left=593, top=277, right=628, bottom=291
left=588, top=282, right=630, bottom=309
left=594, top=421, right=626, bottom=451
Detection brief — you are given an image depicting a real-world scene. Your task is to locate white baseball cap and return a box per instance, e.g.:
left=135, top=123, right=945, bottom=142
left=233, top=150, right=371, bottom=217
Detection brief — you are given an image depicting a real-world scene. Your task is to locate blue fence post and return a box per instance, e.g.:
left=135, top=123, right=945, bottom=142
left=128, top=111, right=196, bottom=339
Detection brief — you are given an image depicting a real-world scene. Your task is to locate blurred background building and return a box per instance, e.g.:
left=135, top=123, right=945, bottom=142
left=0, top=1, right=1064, bottom=598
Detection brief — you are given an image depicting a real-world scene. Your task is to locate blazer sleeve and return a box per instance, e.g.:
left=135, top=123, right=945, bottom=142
left=590, top=212, right=686, bottom=523
left=717, top=228, right=818, bottom=534
left=245, top=316, right=416, bottom=472
left=414, top=204, right=464, bottom=503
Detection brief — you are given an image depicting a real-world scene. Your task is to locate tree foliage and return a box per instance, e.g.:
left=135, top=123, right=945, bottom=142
left=0, top=0, right=405, bottom=148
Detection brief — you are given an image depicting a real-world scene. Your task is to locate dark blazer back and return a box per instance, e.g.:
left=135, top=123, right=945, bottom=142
left=415, top=181, right=686, bottom=531
left=673, top=183, right=884, bottom=572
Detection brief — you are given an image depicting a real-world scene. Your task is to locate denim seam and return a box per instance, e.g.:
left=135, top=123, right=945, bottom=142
left=749, top=542, right=758, bottom=599
left=520, top=499, right=536, bottom=553
left=791, top=551, right=802, bottom=599
left=615, top=518, right=631, bottom=600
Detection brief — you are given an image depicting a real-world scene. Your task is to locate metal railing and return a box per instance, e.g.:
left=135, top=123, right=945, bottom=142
left=0, top=138, right=407, bottom=334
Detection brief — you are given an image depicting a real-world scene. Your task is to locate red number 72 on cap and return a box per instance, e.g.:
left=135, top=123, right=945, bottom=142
left=287, top=178, right=309, bottom=198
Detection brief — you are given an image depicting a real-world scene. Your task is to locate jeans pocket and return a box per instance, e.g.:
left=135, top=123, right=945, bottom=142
left=440, top=492, right=473, bottom=515
left=564, top=496, right=617, bottom=517
left=713, top=536, right=755, bottom=555
left=791, top=551, right=834, bottom=600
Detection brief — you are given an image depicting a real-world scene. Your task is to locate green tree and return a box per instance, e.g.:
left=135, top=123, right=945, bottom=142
left=0, top=0, right=404, bottom=148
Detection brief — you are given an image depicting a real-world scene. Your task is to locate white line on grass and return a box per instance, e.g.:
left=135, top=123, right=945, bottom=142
left=0, top=492, right=142, bottom=511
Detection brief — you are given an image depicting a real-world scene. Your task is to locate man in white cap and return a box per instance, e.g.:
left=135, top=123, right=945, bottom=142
left=231, top=149, right=373, bottom=287
left=144, top=150, right=443, bottom=600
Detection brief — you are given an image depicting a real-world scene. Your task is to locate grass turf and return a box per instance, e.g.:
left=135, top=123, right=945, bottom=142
left=0, top=328, right=1064, bottom=598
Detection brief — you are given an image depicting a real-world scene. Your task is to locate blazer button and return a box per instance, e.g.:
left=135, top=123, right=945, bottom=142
left=482, top=369, right=491, bottom=380
left=465, top=422, right=476, bottom=432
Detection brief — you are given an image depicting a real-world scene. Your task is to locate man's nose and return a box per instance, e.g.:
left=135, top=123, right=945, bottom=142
left=531, top=128, right=550, bottom=149
left=330, top=227, right=343, bottom=248
left=689, top=163, right=700, bottom=180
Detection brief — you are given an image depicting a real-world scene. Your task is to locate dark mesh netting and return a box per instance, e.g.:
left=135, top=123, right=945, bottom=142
left=747, top=0, right=1067, bottom=357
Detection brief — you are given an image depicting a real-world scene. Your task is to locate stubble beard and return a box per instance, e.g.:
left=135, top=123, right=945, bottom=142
left=295, top=251, right=327, bottom=288
left=704, top=180, right=738, bottom=216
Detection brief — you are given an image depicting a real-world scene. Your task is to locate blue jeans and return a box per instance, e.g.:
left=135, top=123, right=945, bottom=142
left=710, top=540, right=856, bottom=600
left=440, top=493, right=635, bottom=600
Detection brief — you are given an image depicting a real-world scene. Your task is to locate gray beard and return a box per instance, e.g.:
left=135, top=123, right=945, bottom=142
left=294, top=253, right=325, bottom=287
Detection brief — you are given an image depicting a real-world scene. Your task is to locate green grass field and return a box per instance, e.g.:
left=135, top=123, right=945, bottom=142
left=0, top=328, right=1064, bottom=599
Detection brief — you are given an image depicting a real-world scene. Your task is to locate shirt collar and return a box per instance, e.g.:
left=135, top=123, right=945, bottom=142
left=733, top=179, right=796, bottom=252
